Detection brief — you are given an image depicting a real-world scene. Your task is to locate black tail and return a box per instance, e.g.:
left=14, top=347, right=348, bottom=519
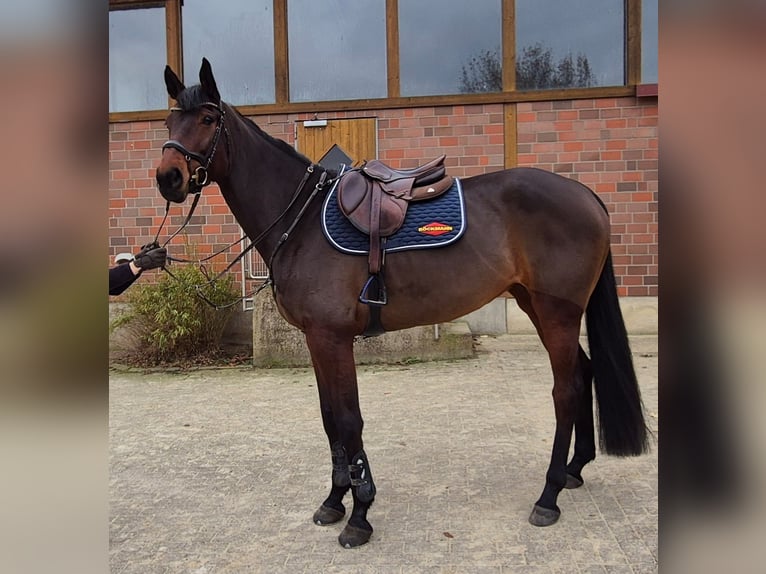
left=586, top=252, right=650, bottom=456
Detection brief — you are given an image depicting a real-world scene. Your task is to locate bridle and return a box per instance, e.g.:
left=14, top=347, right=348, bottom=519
left=161, top=101, right=228, bottom=196
left=153, top=101, right=229, bottom=248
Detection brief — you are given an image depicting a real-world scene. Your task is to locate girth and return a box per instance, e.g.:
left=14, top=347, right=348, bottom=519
left=336, top=155, right=453, bottom=309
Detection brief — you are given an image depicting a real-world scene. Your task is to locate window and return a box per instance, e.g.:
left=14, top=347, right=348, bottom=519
left=109, top=7, right=167, bottom=113
left=399, top=0, right=503, bottom=96
left=182, top=0, right=276, bottom=105
left=641, top=0, right=658, bottom=83
left=108, top=0, right=643, bottom=116
left=515, top=0, right=624, bottom=90
left=287, top=0, right=387, bottom=102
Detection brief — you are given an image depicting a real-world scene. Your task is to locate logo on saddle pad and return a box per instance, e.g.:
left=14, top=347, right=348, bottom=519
left=418, top=222, right=454, bottom=236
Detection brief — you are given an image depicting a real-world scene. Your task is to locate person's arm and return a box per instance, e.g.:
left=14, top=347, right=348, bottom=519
left=109, top=262, right=141, bottom=296
left=108, top=246, right=166, bottom=296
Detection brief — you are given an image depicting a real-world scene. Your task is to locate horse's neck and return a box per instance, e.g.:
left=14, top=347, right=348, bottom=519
left=217, top=114, right=312, bottom=257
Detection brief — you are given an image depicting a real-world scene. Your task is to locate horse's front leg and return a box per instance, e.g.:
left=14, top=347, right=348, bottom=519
left=305, top=330, right=376, bottom=548
left=311, top=407, right=351, bottom=526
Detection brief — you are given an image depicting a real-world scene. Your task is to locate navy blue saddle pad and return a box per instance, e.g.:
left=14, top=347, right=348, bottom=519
left=322, top=173, right=466, bottom=255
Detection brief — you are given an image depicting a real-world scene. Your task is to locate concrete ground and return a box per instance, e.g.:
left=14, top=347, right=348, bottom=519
left=110, top=334, right=658, bottom=573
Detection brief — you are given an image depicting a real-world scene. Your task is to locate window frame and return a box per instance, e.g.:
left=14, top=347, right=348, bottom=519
left=109, top=0, right=643, bottom=123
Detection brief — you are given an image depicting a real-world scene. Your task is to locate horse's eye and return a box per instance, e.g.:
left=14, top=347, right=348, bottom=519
left=203, top=115, right=215, bottom=125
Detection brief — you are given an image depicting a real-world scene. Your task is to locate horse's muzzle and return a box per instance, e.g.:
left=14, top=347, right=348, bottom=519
left=156, top=166, right=188, bottom=203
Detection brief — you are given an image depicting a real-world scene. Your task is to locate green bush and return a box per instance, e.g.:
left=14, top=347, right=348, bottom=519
left=111, top=264, right=240, bottom=366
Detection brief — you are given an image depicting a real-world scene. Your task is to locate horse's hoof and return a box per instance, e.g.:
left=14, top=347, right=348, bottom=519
left=528, top=504, right=561, bottom=527
left=338, top=524, right=372, bottom=548
left=564, top=473, right=584, bottom=489
left=313, top=504, right=345, bottom=525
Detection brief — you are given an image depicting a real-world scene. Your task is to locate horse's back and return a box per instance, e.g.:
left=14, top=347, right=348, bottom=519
left=464, top=167, right=606, bottom=221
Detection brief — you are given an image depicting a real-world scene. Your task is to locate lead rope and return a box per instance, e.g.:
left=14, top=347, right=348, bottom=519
left=151, top=192, right=203, bottom=249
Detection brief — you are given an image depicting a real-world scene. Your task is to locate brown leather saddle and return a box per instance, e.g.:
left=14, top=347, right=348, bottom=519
left=336, top=155, right=453, bottom=306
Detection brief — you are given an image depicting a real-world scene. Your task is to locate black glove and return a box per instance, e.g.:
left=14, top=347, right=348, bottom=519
left=133, top=247, right=166, bottom=270
left=135, top=241, right=160, bottom=259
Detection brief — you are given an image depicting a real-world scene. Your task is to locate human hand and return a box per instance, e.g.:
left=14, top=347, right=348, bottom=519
left=133, top=247, right=167, bottom=270
left=135, top=241, right=160, bottom=259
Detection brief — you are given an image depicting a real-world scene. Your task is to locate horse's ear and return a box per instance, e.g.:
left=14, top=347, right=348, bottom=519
left=164, top=65, right=185, bottom=100
left=199, top=57, right=221, bottom=105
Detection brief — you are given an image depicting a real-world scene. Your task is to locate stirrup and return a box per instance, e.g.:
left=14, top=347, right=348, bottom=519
left=359, top=274, right=387, bottom=306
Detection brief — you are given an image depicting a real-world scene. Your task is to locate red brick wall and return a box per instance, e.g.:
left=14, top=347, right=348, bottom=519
left=108, top=97, right=657, bottom=298
left=516, top=97, right=658, bottom=296
left=375, top=104, right=506, bottom=176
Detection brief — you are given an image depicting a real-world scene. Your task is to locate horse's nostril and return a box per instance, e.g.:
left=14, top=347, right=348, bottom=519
left=157, top=167, right=183, bottom=190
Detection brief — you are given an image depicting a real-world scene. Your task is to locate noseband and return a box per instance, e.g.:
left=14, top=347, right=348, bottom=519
left=162, top=102, right=227, bottom=195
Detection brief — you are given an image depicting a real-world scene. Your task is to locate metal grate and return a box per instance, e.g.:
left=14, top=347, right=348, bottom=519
left=240, top=229, right=269, bottom=311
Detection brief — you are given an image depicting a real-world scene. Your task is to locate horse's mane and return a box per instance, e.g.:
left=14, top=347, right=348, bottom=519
left=231, top=107, right=314, bottom=166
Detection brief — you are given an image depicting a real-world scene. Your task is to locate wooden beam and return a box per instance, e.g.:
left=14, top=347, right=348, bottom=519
left=109, top=0, right=165, bottom=10
left=502, top=0, right=515, bottom=91
left=165, top=0, right=182, bottom=106
left=273, top=0, right=289, bottom=104
left=504, top=103, right=517, bottom=168
left=165, top=0, right=182, bottom=75
left=386, top=0, right=400, bottom=98
left=109, top=85, right=636, bottom=123
left=626, top=0, right=642, bottom=86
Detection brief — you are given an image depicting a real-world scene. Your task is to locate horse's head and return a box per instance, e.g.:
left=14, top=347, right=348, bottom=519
left=156, top=58, right=229, bottom=203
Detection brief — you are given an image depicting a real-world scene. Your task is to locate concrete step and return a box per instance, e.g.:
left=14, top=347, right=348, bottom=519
left=461, top=295, right=658, bottom=336
left=251, top=293, right=474, bottom=368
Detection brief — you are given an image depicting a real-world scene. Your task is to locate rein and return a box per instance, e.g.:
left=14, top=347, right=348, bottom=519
left=155, top=160, right=334, bottom=310
left=192, top=166, right=330, bottom=310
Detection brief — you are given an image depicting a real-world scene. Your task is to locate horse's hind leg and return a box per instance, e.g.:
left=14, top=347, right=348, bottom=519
left=305, top=330, right=376, bottom=548
left=515, top=288, right=586, bottom=526
left=513, top=286, right=597, bottom=493
left=564, top=347, right=596, bottom=489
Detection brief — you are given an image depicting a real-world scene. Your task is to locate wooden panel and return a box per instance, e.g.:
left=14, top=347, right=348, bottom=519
left=296, top=118, right=377, bottom=165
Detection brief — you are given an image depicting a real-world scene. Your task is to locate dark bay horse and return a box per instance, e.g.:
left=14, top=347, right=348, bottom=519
left=156, top=59, right=649, bottom=548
